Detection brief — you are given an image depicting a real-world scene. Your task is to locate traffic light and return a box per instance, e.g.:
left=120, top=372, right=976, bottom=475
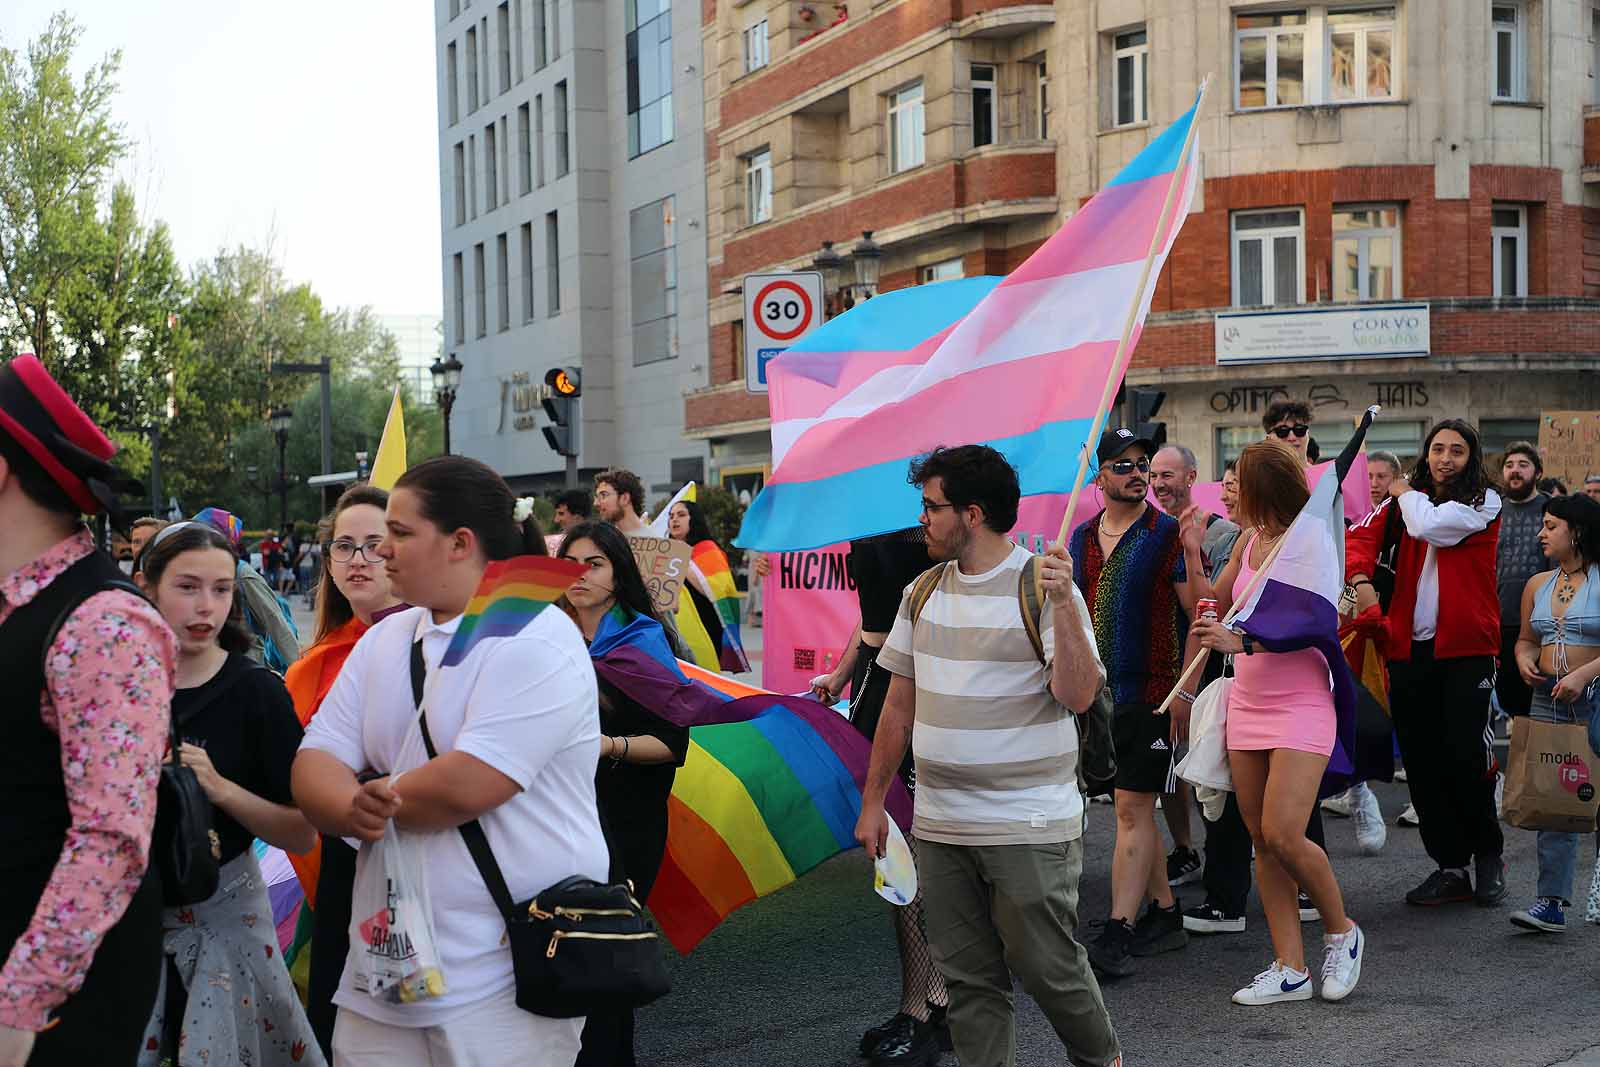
left=1128, top=387, right=1167, bottom=450
left=542, top=366, right=581, bottom=457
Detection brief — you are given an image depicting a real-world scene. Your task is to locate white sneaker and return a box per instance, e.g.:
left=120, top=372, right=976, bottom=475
left=1319, top=924, right=1364, bottom=1001
left=1396, top=802, right=1420, bottom=827
left=1231, top=961, right=1314, bottom=1006
left=1352, top=783, right=1387, bottom=855
left=1393, top=767, right=1407, bottom=783
left=1321, top=789, right=1355, bottom=818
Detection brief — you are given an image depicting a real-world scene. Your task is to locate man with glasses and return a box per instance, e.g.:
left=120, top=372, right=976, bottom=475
left=1074, top=428, right=1208, bottom=979
left=593, top=468, right=650, bottom=534
left=1262, top=399, right=1314, bottom=464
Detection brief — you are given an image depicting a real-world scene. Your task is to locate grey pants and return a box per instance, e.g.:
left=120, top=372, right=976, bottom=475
left=915, top=837, right=1119, bottom=1067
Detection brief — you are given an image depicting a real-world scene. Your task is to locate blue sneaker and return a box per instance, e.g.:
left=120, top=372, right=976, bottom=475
left=1510, top=897, right=1566, bottom=933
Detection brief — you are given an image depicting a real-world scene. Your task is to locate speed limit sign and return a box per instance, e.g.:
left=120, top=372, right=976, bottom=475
left=743, top=271, right=824, bottom=395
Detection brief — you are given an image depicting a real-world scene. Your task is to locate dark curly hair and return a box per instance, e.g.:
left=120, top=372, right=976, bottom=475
left=1544, top=494, right=1600, bottom=568
left=907, top=445, right=1019, bottom=534
left=1410, top=419, right=1492, bottom=507
left=595, top=468, right=646, bottom=518
left=1262, top=399, right=1313, bottom=432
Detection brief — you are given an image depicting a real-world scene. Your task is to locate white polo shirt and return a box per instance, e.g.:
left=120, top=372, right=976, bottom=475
left=301, top=604, right=609, bottom=1027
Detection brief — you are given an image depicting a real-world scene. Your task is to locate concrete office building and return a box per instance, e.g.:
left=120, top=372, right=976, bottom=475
left=434, top=0, right=711, bottom=500
left=688, top=0, right=1600, bottom=485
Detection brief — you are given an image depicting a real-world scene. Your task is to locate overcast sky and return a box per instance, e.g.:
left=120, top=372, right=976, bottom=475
left=1, top=2, right=443, bottom=316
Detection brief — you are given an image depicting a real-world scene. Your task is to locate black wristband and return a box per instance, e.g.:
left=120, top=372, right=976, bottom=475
left=1351, top=579, right=1373, bottom=589
left=1241, top=634, right=1255, bottom=656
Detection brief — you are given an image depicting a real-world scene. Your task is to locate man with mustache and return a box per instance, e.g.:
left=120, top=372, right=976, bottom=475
left=1493, top=442, right=1548, bottom=720
left=1075, top=429, right=1209, bottom=979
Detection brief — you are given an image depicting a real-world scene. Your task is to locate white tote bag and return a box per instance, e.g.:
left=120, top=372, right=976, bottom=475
left=1176, top=676, right=1232, bottom=793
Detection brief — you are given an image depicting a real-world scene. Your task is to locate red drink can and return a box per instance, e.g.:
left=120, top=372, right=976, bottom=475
left=1196, top=598, right=1219, bottom=622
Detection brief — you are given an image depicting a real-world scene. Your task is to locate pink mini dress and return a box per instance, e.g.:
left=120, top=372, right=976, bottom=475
left=1226, top=532, right=1337, bottom=756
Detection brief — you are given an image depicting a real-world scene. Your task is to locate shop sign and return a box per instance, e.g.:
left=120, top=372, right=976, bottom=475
left=1215, top=303, right=1429, bottom=365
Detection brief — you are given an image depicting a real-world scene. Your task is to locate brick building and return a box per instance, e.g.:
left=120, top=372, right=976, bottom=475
left=687, top=0, right=1600, bottom=486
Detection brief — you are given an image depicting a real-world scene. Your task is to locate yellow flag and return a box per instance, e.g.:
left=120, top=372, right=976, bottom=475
left=684, top=482, right=697, bottom=502
left=368, top=387, right=407, bottom=490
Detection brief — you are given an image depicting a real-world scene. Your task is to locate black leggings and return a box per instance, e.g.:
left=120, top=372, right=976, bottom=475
left=308, top=835, right=358, bottom=1062
left=850, top=645, right=914, bottom=788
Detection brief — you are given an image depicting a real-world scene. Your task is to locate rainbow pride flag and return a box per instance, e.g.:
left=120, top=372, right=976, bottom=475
left=588, top=608, right=911, bottom=953
left=440, top=555, right=587, bottom=667
left=736, top=91, right=1203, bottom=551
left=690, top=539, right=750, bottom=673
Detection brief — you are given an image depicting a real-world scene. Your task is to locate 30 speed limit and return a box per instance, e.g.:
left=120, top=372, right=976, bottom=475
left=743, top=271, right=824, bottom=395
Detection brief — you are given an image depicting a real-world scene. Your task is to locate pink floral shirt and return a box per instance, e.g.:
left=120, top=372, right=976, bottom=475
left=0, top=530, right=175, bottom=1032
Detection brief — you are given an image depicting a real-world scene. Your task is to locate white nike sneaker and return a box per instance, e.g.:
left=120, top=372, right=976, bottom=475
left=1321, top=790, right=1355, bottom=818
left=1352, top=783, right=1387, bottom=855
left=1396, top=802, right=1420, bottom=827
left=1319, top=923, right=1364, bottom=1001
left=1232, top=961, right=1314, bottom=1006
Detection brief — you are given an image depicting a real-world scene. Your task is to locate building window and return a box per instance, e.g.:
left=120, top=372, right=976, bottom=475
left=1037, top=61, right=1049, bottom=138
left=533, top=0, right=547, bottom=68
left=1493, top=3, right=1525, bottom=101
left=970, top=64, right=996, bottom=147
left=512, top=0, right=524, bottom=81
left=1217, top=420, right=1423, bottom=474
left=535, top=92, right=545, bottom=185
left=484, top=122, right=498, bottom=208
left=1591, top=4, right=1599, bottom=105
left=520, top=222, right=535, bottom=322
left=450, top=0, right=461, bottom=17
left=888, top=82, right=925, bottom=173
left=554, top=80, right=569, bottom=176
left=452, top=253, right=465, bottom=343
left=467, top=133, right=478, bottom=217
left=1328, top=7, right=1394, bottom=101
left=744, top=149, right=772, bottom=225
left=1231, top=208, right=1304, bottom=307
left=465, top=27, right=480, bottom=111
left=1480, top=417, right=1542, bottom=456
left=517, top=103, right=532, bottom=195
left=447, top=42, right=460, bottom=124
left=473, top=242, right=488, bottom=337
left=1114, top=28, right=1148, bottom=126
left=1491, top=203, right=1528, bottom=298
left=496, top=2, right=512, bottom=93
left=1332, top=205, right=1400, bottom=301
left=627, top=0, right=674, bottom=158
left=496, top=233, right=510, bottom=332
left=920, top=258, right=964, bottom=284
left=453, top=142, right=466, bottom=226
left=744, top=19, right=769, bottom=73
left=1235, top=11, right=1306, bottom=109
left=629, top=196, right=678, bottom=366
left=546, top=211, right=561, bottom=313
left=547, top=0, right=560, bottom=59
left=479, top=17, right=490, bottom=104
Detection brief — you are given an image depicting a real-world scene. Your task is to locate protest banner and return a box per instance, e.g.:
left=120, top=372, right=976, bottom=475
left=761, top=543, right=859, bottom=696
left=1538, top=412, right=1600, bottom=488
left=629, top=536, right=693, bottom=615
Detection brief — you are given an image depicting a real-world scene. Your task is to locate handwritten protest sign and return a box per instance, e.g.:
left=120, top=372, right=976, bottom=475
left=1538, top=412, right=1600, bottom=488
left=629, top=536, right=693, bottom=615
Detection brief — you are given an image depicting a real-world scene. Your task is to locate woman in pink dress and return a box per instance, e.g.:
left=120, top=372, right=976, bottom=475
left=1191, top=441, right=1364, bottom=1008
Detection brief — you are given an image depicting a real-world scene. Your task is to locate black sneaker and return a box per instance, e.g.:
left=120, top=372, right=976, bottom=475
left=860, top=1013, right=915, bottom=1056
left=1297, top=890, right=1319, bottom=922
left=1087, top=918, right=1137, bottom=978
left=1167, top=846, right=1203, bottom=887
left=870, top=1016, right=941, bottom=1066
left=1131, top=900, right=1189, bottom=957
left=1475, top=855, right=1508, bottom=907
left=1405, top=868, right=1474, bottom=906
left=1182, top=900, right=1246, bottom=934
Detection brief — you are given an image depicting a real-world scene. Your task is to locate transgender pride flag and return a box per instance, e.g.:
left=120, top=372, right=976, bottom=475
left=737, top=90, right=1204, bottom=551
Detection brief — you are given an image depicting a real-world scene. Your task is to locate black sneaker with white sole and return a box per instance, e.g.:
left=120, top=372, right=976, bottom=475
left=1087, top=918, right=1137, bottom=979
left=1182, top=900, right=1246, bottom=934
left=1167, top=846, right=1202, bottom=887
left=1298, top=891, right=1319, bottom=922
left=1131, top=900, right=1188, bottom=957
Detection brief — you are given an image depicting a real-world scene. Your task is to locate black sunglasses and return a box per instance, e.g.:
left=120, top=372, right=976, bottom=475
left=1270, top=424, right=1311, bottom=439
left=1103, top=457, right=1151, bottom=476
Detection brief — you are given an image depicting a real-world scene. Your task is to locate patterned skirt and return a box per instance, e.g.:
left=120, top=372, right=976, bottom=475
left=138, top=851, right=326, bottom=1067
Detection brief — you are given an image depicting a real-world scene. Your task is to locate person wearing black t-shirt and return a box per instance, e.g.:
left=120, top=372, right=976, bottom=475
left=132, top=521, right=325, bottom=1067
left=560, top=522, right=690, bottom=1067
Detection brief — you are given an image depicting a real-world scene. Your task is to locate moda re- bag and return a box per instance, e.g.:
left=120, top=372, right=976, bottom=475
left=1502, top=711, right=1600, bottom=833
left=410, top=639, right=670, bottom=1018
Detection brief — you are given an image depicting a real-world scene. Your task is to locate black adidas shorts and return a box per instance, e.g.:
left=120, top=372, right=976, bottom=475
left=1112, top=701, right=1174, bottom=793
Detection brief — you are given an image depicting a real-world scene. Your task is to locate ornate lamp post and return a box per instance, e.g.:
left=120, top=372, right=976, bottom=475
left=270, top=407, right=293, bottom=531
left=430, top=354, right=464, bottom=454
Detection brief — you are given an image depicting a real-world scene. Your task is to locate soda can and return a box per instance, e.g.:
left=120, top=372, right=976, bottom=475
left=1196, top=598, right=1219, bottom=622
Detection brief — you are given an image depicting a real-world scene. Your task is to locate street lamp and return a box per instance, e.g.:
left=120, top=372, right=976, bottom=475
left=431, top=354, right=464, bottom=454
left=270, top=407, right=292, bottom=532
left=851, top=230, right=882, bottom=299
left=812, top=240, right=844, bottom=315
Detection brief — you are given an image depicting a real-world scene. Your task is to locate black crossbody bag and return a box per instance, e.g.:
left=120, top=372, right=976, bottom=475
left=409, top=640, right=671, bottom=1019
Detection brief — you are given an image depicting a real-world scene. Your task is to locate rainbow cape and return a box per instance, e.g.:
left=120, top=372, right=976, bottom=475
left=441, top=554, right=587, bottom=667
left=588, top=608, right=912, bottom=953
left=690, top=540, right=750, bottom=673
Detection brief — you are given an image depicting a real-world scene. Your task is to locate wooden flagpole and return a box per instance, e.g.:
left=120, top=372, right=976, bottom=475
left=1055, top=75, right=1211, bottom=547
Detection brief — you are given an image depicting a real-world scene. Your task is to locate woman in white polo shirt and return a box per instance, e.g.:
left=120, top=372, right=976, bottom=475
left=292, top=456, right=609, bottom=1066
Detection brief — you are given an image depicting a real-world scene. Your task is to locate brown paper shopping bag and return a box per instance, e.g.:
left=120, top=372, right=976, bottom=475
left=1502, top=715, right=1600, bottom=833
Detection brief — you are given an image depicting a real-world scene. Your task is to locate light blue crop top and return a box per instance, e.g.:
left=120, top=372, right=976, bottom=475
left=1530, top=564, right=1600, bottom=654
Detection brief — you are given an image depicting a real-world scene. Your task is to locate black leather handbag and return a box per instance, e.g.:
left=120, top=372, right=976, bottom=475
left=410, top=640, right=671, bottom=1018
left=154, top=732, right=222, bottom=906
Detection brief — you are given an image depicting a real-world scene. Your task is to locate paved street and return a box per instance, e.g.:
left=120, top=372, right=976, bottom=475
left=637, top=777, right=1600, bottom=1067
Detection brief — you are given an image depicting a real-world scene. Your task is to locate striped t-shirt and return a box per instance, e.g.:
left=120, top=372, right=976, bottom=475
left=877, top=544, right=1103, bottom=846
